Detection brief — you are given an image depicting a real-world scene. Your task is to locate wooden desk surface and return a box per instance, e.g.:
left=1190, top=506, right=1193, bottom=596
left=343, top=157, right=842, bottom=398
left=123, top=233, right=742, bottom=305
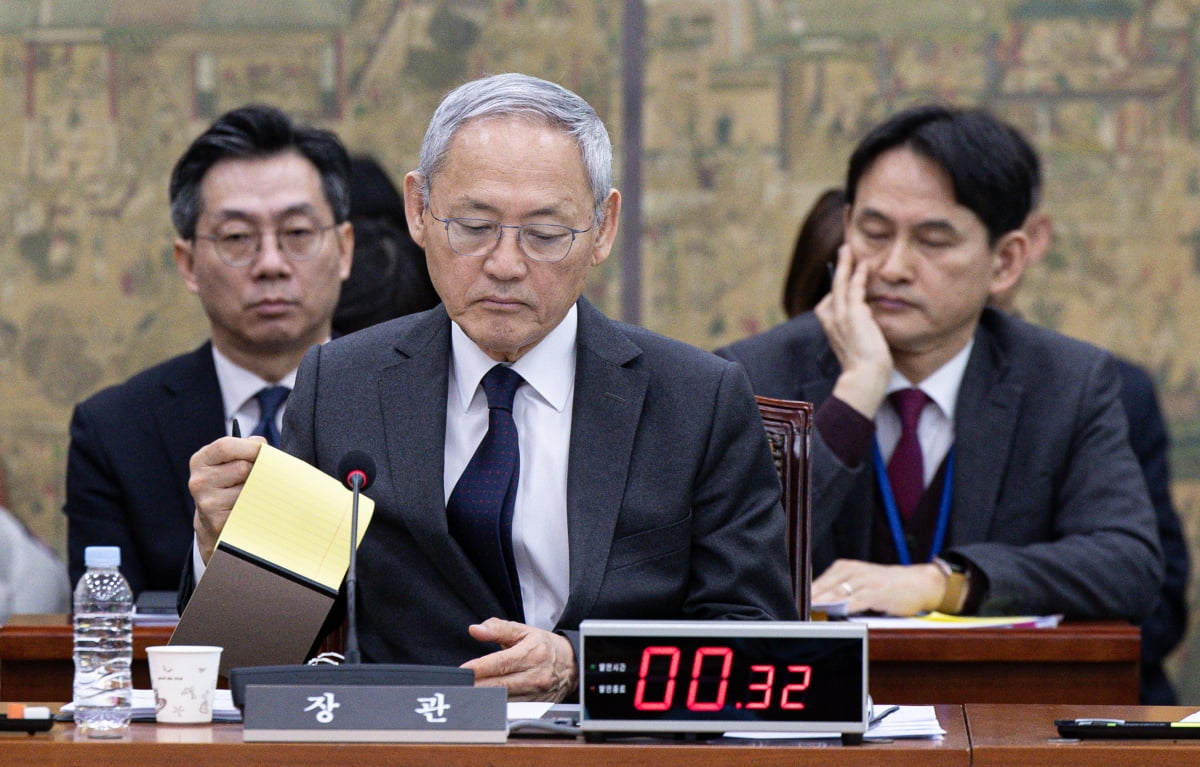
left=868, top=621, right=1139, bottom=704
left=0, top=616, right=1139, bottom=704
left=869, top=620, right=1139, bottom=662
left=0, top=704, right=969, bottom=767
left=965, top=704, right=1200, bottom=767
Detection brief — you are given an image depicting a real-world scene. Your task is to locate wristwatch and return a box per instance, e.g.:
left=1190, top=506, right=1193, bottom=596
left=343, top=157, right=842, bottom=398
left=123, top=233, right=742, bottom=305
left=932, top=557, right=971, bottom=614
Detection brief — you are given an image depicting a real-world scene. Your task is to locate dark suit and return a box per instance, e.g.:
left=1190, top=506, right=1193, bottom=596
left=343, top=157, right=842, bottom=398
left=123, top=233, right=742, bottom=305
left=1116, top=360, right=1189, bottom=703
left=281, top=299, right=797, bottom=665
left=64, top=343, right=225, bottom=595
left=716, top=308, right=1163, bottom=622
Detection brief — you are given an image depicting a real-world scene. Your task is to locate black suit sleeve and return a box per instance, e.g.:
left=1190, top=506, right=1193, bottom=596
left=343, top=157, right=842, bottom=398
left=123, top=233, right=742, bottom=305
left=64, top=402, right=149, bottom=595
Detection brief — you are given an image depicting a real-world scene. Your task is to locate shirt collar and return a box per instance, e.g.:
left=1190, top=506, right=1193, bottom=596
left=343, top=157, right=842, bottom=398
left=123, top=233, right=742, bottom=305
left=450, top=303, right=578, bottom=413
left=885, top=339, right=974, bottom=421
left=211, top=345, right=301, bottom=422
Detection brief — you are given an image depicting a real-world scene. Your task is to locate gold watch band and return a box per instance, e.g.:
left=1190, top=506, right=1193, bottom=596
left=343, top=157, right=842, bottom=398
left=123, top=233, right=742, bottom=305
left=933, top=557, right=970, bottom=614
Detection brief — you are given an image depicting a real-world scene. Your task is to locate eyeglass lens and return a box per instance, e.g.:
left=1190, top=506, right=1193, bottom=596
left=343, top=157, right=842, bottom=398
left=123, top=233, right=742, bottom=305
left=446, top=218, right=577, bottom=262
left=209, top=217, right=328, bottom=266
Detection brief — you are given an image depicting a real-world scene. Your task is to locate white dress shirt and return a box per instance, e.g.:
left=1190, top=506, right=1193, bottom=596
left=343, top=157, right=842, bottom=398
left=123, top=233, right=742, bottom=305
left=193, top=347, right=300, bottom=582
left=211, top=346, right=298, bottom=439
left=874, top=340, right=973, bottom=488
left=445, top=305, right=576, bottom=632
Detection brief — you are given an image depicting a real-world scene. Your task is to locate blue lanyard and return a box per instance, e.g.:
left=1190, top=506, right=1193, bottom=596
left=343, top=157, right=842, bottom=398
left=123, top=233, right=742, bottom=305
left=871, top=440, right=954, bottom=565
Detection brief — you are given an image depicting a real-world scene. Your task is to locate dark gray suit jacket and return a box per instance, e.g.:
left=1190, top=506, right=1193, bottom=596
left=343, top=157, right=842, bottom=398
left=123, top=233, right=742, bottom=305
left=282, top=299, right=797, bottom=666
left=65, top=343, right=225, bottom=595
left=716, top=308, right=1163, bottom=622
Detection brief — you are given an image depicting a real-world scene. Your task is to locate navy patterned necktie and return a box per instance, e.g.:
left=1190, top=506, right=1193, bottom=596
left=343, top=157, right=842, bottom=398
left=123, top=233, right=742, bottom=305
left=446, top=364, right=525, bottom=621
left=887, top=388, right=930, bottom=521
left=251, top=385, right=291, bottom=448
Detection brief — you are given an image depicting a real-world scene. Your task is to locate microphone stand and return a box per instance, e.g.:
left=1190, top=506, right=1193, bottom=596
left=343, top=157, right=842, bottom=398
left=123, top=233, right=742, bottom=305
left=343, top=470, right=363, bottom=664
left=227, top=453, right=473, bottom=709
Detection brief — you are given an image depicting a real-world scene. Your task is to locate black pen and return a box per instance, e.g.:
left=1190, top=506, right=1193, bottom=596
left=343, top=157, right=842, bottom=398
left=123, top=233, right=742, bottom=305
left=231, top=417, right=241, bottom=438
left=869, top=705, right=899, bottom=728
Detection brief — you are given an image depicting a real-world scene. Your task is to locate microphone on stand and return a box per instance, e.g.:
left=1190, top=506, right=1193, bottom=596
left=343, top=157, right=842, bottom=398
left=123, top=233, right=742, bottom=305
left=228, top=449, right=472, bottom=709
left=337, top=450, right=375, bottom=665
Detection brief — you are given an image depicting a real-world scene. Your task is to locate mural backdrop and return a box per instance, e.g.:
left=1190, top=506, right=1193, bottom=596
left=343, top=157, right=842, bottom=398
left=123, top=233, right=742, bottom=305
left=3, top=0, right=1199, bottom=699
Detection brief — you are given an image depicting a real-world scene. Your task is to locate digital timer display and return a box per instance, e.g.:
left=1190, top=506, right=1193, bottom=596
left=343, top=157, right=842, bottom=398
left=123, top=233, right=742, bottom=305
left=581, top=624, right=866, bottom=726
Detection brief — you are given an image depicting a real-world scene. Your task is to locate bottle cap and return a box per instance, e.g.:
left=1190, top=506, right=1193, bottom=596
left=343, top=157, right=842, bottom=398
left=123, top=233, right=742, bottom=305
left=83, top=546, right=121, bottom=568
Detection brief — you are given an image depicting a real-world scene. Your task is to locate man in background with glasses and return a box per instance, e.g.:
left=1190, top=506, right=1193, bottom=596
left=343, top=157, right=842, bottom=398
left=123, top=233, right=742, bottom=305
left=64, top=105, right=352, bottom=596
left=187, top=73, right=796, bottom=701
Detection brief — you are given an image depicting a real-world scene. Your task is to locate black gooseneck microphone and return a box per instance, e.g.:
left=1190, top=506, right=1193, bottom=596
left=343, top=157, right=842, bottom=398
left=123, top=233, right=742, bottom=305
left=337, top=450, right=376, bottom=665
left=227, top=449, right=472, bottom=709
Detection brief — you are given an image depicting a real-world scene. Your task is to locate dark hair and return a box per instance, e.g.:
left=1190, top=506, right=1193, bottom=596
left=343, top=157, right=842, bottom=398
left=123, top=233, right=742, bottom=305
left=782, top=188, right=846, bottom=317
left=348, top=155, right=406, bottom=227
left=1006, top=123, right=1042, bottom=209
left=332, top=155, right=440, bottom=334
left=845, top=104, right=1033, bottom=244
left=168, top=104, right=351, bottom=239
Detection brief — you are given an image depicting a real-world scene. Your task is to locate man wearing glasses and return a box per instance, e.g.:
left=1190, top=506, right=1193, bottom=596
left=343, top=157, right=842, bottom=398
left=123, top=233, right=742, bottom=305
left=187, top=73, right=796, bottom=701
left=64, top=105, right=352, bottom=595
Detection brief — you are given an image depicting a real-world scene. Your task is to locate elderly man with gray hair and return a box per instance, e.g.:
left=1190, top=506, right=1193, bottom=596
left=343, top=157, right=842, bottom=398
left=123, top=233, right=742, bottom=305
left=187, top=73, right=796, bottom=701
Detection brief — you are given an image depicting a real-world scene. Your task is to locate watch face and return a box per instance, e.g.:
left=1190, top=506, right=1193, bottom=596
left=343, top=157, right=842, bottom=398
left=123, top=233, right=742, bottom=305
left=582, top=633, right=864, bottom=725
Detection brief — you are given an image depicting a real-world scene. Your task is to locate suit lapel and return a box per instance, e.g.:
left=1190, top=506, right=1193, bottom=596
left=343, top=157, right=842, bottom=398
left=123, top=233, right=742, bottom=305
left=374, top=309, right=504, bottom=619
left=796, top=340, right=841, bottom=406
left=153, top=343, right=225, bottom=511
left=950, top=323, right=1022, bottom=545
left=556, top=301, right=648, bottom=629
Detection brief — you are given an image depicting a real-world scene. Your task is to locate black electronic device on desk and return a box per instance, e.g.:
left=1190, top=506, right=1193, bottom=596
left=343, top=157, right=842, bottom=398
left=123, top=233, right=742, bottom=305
left=579, top=620, right=868, bottom=744
left=1, top=705, right=54, bottom=734
left=1055, top=718, right=1200, bottom=739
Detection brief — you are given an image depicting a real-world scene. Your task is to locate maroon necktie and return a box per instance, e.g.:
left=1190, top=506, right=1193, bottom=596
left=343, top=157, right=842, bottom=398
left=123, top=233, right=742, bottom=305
left=887, top=388, right=930, bottom=521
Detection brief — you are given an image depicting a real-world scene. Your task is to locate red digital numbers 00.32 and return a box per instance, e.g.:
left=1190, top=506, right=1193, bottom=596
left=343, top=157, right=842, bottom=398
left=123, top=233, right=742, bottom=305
left=631, top=645, right=812, bottom=712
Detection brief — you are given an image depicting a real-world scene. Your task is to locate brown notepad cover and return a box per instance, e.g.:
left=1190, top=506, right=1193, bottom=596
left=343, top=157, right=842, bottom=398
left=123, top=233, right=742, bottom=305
left=170, top=544, right=337, bottom=677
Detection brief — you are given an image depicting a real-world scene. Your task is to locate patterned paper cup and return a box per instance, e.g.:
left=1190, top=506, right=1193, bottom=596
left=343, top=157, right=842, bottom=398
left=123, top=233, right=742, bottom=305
left=145, top=645, right=223, bottom=724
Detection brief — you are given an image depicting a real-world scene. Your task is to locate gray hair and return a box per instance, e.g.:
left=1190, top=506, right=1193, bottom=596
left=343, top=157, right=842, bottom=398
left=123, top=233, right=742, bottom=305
left=416, top=73, right=612, bottom=226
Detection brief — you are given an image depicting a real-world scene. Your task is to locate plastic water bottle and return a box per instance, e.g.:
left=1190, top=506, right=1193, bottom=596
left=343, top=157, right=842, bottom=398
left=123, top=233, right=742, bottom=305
left=72, top=545, right=133, bottom=737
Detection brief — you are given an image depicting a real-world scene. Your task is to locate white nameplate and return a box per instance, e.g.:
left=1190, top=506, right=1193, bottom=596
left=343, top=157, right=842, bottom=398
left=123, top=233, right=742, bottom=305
left=242, top=684, right=507, bottom=742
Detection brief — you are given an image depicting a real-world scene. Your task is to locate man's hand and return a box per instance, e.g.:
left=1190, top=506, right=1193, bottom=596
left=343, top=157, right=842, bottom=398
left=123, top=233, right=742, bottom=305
left=461, top=617, right=577, bottom=702
left=814, top=244, right=893, bottom=418
left=188, top=436, right=264, bottom=563
left=812, top=558, right=945, bottom=616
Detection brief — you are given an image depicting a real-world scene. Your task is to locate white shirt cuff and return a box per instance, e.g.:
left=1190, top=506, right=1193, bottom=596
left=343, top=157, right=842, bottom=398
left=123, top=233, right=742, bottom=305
left=192, top=536, right=208, bottom=584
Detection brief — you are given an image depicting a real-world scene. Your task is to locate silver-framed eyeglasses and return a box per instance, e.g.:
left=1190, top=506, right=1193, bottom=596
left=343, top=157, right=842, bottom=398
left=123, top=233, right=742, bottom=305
left=429, top=212, right=593, bottom=263
left=194, top=220, right=336, bottom=268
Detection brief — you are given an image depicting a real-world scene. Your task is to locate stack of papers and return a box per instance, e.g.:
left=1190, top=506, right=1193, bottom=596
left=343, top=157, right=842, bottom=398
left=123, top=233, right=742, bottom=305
left=133, top=590, right=181, bottom=627
left=851, top=612, right=1063, bottom=629
left=61, top=689, right=241, bottom=723
left=133, top=611, right=180, bottom=627
left=512, top=702, right=944, bottom=740
left=725, top=704, right=944, bottom=740
left=863, top=705, right=945, bottom=739
left=811, top=600, right=850, bottom=619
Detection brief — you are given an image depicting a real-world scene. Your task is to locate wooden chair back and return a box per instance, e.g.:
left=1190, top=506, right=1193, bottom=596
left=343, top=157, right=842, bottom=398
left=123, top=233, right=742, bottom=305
left=755, top=395, right=814, bottom=619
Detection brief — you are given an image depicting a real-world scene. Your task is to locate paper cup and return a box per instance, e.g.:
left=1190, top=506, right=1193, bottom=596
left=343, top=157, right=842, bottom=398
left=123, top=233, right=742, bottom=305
left=146, top=645, right=222, bottom=724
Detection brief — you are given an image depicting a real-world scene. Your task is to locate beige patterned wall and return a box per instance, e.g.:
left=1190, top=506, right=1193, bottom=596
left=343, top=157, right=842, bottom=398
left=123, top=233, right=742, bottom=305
left=3, top=0, right=1200, bottom=699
